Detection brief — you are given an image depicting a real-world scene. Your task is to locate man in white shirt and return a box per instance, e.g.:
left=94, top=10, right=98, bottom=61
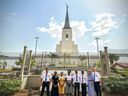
left=73, top=70, right=81, bottom=96
left=92, top=67, right=102, bottom=96
left=80, top=70, right=87, bottom=96
left=40, top=67, right=51, bottom=96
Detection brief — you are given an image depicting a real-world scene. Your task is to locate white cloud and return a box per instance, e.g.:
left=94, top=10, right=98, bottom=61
left=71, top=20, right=88, bottom=40
left=91, top=13, right=119, bottom=37
left=89, top=39, right=111, bottom=48
left=37, top=16, right=62, bottom=39
left=37, top=16, right=88, bottom=41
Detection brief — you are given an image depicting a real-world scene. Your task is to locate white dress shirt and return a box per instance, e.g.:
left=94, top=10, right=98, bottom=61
left=73, top=74, right=81, bottom=83
left=65, top=74, right=72, bottom=81
left=92, top=72, right=101, bottom=82
left=80, top=73, right=87, bottom=84
left=41, top=72, right=51, bottom=82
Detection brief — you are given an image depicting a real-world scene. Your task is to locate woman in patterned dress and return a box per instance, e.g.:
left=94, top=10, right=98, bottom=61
left=65, top=70, right=73, bottom=96
left=58, top=72, right=65, bottom=96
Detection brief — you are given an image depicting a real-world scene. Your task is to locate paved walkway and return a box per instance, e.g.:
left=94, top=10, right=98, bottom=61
left=14, top=90, right=109, bottom=96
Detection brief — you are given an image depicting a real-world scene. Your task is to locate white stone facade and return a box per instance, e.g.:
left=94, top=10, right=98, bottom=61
left=56, top=29, right=78, bottom=54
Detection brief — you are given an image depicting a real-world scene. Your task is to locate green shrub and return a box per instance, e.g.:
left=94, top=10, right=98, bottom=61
left=104, top=77, right=128, bottom=96
left=0, top=80, right=21, bottom=96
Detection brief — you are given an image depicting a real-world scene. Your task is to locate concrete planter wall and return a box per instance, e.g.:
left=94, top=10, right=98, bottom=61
left=25, top=75, right=41, bottom=90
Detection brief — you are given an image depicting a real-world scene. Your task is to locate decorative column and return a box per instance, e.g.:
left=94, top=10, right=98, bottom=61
left=104, top=47, right=110, bottom=76
left=21, top=46, right=27, bottom=81
left=28, top=50, right=32, bottom=75
left=99, top=51, right=104, bottom=75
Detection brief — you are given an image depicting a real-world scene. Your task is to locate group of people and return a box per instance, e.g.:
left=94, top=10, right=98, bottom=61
left=40, top=67, right=102, bottom=96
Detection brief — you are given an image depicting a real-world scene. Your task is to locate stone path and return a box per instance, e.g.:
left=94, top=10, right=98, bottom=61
left=14, top=90, right=110, bottom=96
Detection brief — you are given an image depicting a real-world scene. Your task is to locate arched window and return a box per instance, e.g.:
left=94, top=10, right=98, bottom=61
left=66, top=34, right=68, bottom=40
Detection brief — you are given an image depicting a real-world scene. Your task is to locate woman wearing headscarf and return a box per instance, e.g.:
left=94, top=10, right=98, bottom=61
left=87, top=68, right=96, bottom=96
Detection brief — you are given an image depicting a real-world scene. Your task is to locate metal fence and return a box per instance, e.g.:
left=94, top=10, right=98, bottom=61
left=0, top=49, right=128, bottom=69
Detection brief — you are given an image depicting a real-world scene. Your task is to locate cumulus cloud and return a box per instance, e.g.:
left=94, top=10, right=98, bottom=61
left=71, top=20, right=88, bottom=40
left=91, top=13, right=119, bottom=37
left=37, top=16, right=62, bottom=39
left=89, top=39, right=111, bottom=48
left=37, top=16, right=88, bottom=41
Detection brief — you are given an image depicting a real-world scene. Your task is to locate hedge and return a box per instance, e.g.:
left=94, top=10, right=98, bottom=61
left=104, top=77, right=128, bottom=96
left=0, top=80, right=21, bottom=96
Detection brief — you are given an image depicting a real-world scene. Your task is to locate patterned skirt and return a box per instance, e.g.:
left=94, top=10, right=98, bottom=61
left=65, top=80, right=73, bottom=94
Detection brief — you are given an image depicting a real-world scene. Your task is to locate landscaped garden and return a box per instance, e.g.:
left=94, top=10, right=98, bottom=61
left=102, top=68, right=128, bottom=96
left=0, top=80, right=21, bottom=96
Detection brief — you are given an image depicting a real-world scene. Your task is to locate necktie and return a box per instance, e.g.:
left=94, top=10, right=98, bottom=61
left=82, top=75, right=83, bottom=83
left=94, top=72, right=95, bottom=82
left=45, top=74, right=47, bottom=82
left=76, top=75, right=78, bottom=82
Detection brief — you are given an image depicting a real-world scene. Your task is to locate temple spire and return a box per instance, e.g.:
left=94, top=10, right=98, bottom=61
left=63, top=4, right=71, bottom=29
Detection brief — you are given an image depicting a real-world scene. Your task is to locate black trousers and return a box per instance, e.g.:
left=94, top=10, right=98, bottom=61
left=51, top=85, right=58, bottom=96
left=74, top=82, right=80, bottom=96
left=94, top=81, right=102, bottom=96
left=40, top=81, right=50, bottom=96
left=81, top=83, right=87, bottom=96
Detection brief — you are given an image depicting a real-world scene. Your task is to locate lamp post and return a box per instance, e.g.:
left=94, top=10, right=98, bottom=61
left=34, top=37, right=39, bottom=59
left=87, top=52, right=89, bottom=68
left=41, top=52, right=43, bottom=70
left=95, top=37, right=100, bottom=60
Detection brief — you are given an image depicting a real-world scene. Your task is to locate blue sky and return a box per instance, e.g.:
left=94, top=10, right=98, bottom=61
left=0, top=0, right=128, bottom=53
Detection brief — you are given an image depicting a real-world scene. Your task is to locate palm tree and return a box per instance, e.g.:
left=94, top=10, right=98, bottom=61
left=15, top=56, right=35, bottom=74
left=0, top=61, right=7, bottom=69
left=0, top=61, right=2, bottom=68
left=3, top=61, right=7, bottom=69
left=79, top=55, right=87, bottom=67
left=49, top=52, right=58, bottom=66
left=0, top=55, right=8, bottom=69
left=109, top=54, right=119, bottom=65
left=15, top=57, right=23, bottom=66
left=30, top=57, right=36, bottom=67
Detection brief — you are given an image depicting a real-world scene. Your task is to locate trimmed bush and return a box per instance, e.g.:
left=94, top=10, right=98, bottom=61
left=104, top=77, right=128, bottom=96
left=0, top=80, right=21, bottom=96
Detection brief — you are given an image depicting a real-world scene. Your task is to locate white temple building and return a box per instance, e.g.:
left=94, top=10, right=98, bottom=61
left=56, top=6, right=79, bottom=55
left=35, top=6, right=98, bottom=67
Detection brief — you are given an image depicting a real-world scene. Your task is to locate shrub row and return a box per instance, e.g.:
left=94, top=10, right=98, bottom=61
left=104, top=77, right=128, bottom=96
left=0, top=80, right=21, bottom=96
